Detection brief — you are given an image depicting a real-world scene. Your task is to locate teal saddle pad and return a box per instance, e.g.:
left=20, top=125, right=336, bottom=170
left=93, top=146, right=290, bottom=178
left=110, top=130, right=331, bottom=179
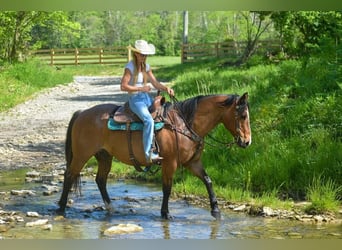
left=108, top=118, right=164, bottom=131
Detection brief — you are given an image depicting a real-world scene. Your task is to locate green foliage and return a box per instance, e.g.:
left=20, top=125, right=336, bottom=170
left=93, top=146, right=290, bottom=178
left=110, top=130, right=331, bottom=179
left=305, top=175, right=341, bottom=214
left=0, top=59, right=74, bottom=111
left=168, top=51, right=341, bottom=211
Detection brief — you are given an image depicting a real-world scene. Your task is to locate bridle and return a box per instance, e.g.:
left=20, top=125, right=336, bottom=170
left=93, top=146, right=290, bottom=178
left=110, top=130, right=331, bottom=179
left=206, top=100, right=249, bottom=148
left=169, top=95, right=248, bottom=149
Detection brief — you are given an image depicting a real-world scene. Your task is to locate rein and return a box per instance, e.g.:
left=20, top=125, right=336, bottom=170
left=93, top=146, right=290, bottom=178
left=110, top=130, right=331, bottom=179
left=169, top=95, right=240, bottom=149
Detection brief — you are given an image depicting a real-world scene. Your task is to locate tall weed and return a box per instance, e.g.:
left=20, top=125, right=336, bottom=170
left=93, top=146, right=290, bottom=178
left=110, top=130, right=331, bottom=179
left=305, top=175, right=341, bottom=214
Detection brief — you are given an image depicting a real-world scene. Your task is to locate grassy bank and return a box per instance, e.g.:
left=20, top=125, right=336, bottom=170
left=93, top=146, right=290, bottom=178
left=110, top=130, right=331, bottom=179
left=156, top=57, right=342, bottom=214
left=1, top=56, right=341, bottom=214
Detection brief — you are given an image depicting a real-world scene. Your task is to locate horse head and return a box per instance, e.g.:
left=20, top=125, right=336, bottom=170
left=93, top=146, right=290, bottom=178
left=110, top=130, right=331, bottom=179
left=222, top=92, right=252, bottom=148
left=234, top=92, right=252, bottom=148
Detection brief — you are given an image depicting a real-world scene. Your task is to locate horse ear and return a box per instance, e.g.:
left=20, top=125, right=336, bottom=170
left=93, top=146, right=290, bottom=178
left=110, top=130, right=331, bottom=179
left=237, top=92, right=248, bottom=105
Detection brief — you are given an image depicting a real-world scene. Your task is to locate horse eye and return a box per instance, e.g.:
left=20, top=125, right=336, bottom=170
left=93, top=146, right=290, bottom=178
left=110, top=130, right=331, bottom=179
left=241, top=114, right=247, bottom=120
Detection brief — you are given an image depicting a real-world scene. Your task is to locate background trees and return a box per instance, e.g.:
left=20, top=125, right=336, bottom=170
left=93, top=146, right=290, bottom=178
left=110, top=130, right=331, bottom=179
left=0, top=11, right=340, bottom=63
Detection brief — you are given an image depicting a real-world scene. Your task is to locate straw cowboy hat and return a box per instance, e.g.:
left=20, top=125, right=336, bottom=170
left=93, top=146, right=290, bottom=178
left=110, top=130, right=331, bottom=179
left=128, top=40, right=156, bottom=55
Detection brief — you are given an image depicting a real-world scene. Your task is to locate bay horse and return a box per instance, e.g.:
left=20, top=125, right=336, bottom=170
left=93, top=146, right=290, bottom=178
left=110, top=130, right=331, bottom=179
left=57, top=93, right=251, bottom=220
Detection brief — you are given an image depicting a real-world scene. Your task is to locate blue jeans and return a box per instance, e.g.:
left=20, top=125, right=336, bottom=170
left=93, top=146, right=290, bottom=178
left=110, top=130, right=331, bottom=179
left=128, top=92, right=154, bottom=160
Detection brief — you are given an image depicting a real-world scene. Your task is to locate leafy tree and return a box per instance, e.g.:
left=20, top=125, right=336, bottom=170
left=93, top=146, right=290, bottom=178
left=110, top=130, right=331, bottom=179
left=270, top=11, right=342, bottom=57
left=0, top=11, right=47, bottom=62
left=235, top=11, right=273, bottom=65
left=31, top=11, right=81, bottom=49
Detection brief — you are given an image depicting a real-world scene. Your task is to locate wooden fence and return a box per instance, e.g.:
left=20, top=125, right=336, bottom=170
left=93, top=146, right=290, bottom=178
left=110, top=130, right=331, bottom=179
left=32, top=41, right=281, bottom=66
left=181, top=40, right=281, bottom=63
left=32, top=46, right=130, bottom=66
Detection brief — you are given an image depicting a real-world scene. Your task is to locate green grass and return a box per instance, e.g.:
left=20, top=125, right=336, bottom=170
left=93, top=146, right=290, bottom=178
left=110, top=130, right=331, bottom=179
left=305, top=175, right=342, bottom=214
left=159, top=55, right=341, bottom=213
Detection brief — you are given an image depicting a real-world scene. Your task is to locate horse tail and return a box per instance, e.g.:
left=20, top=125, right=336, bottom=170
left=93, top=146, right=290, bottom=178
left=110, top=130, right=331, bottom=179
left=65, top=110, right=81, bottom=167
left=65, top=110, right=82, bottom=195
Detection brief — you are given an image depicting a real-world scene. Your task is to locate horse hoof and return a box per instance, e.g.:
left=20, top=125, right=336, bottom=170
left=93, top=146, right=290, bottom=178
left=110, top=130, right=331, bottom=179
left=211, top=210, right=221, bottom=220
left=161, top=212, right=174, bottom=220
left=55, top=208, right=66, bottom=216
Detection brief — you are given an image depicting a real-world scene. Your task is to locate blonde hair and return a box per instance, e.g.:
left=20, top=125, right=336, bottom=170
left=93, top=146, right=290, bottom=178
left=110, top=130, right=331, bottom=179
left=132, top=52, right=148, bottom=85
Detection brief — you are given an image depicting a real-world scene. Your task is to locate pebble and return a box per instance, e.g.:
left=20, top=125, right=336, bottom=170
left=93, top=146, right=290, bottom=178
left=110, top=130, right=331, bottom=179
left=27, top=212, right=40, bottom=217
left=42, top=224, right=53, bottom=230
left=287, top=232, right=303, bottom=239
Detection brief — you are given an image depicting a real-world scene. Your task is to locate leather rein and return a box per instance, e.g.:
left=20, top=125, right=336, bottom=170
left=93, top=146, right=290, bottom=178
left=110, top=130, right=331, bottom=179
left=168, top=95, right=241, bottom=150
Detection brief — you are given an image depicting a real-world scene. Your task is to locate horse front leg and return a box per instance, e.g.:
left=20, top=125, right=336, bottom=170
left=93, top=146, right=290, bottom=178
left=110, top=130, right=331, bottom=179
left=188, top=161, right=221, bottom=220
left=161, top=183, right=173, bottom=220
left=161, top=161, right=177, bottom=220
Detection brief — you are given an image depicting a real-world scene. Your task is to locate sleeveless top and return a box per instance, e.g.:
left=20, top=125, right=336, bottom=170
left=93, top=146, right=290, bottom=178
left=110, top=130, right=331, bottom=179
left=125, top=61, right=151, bottom=88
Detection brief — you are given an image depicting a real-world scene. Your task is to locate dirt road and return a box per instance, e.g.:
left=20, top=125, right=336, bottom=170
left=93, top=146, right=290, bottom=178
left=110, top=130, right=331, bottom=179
left=0, top=76, right=125, bottom=171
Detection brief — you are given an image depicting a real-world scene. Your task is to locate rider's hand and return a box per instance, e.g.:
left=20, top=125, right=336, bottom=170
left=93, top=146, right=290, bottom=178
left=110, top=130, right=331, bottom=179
left=141, top=85, right=151, bottom=92
left=166, top=87, right=175, bottom=97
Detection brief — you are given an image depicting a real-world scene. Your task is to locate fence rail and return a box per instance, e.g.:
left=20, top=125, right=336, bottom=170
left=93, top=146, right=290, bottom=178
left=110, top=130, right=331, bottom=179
left=33, top=41, right=281, bottom=66
left=181, top=40, right=281, bottom=63
left=32, top=47, right=130, bottom=66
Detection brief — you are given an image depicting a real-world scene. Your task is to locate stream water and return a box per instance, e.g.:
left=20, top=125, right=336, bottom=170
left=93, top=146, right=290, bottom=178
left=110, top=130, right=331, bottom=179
left=0, top=170, right=341, bottom=239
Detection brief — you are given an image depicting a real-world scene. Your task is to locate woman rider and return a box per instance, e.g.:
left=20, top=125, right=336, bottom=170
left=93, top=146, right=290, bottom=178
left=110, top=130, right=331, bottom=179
left=120, top=40, right=175, bottom=163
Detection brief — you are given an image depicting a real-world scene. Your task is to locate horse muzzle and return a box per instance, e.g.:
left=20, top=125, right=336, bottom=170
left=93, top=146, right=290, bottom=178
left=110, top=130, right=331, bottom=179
left=236, top=136, right=251, bottom=148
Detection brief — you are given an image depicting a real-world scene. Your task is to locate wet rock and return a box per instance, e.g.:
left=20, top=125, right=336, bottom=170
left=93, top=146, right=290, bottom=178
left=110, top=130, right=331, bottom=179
left=103, top=224, right=143, bottom=235
left=25, top=219, right=49, bottom=227
left=233, top=204, right=246, bottom=212
left=0, top=210, right=24, bottom=224
left=0, top=224, right=10, bottom=232
left=287, top=232, right=303, bottom=238
left=53, top=216, right=65, bottom=221
left=42, top=224, right=53, bottom=230
left=230, top=231, right=242, bottom=236
left=314, top=215, right=324, bottom=222
left=42, top=184, right=59, bottom=196
left=26, top=171, right=41, bottom=178
left=27, top=212, right=40, bottom=217
left=328, top=232, right=341, bottom=237
left=262, top=206, right=275, bottom=217
left=248, top=205, right=262, bottom=216
left=41, top=174, right=55, bottom=183
left=11, top=189, right=36, bottom=196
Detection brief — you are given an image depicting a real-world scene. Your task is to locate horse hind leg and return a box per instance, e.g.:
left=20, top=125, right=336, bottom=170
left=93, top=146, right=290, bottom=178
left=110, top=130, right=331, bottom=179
left=57, top=156, right=88, bottom=214
left=57, top=168, right=82, bottom=214
left=95, top=149, right=114, bottom=213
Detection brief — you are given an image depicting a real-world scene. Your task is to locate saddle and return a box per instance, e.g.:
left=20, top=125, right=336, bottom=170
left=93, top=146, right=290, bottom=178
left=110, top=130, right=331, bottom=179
left=109, top=95, right=169, bottom=172
left=113, top=95, right=166, bottom=124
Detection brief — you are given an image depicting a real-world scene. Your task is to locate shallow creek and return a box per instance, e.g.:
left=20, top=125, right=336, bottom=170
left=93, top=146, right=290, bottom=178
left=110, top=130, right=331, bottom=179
left=0, top=170, right=341, bottom=239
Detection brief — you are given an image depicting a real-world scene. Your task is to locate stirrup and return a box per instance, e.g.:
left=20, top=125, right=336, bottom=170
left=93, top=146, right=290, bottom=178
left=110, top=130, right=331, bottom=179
left=149, top=152, right=163, bottom=163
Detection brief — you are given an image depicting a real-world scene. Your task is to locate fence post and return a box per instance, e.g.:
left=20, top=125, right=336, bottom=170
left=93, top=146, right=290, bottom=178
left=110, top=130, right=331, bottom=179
left=127, top=47, right=131, bottom=62
left=75, top=48, right=79, bottom=65
left=50, top=49, right=54, bottom=66
left=99, top=48, right=103, bottom=64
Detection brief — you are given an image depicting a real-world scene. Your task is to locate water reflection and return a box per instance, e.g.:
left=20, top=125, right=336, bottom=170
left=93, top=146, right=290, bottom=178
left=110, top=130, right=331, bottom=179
left=0, top=174, right=341, bottom=239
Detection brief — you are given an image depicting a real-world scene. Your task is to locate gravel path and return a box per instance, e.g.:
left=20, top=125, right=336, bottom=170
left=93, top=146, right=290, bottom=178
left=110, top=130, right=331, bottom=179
left=0, top=76, right=126, bottom=171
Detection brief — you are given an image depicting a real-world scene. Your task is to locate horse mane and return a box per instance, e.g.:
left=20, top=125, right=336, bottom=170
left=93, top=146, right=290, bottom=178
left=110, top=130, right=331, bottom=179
left=174, top=94, right=238, bottom=126
left=174, top=95, right=204, bottom=126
